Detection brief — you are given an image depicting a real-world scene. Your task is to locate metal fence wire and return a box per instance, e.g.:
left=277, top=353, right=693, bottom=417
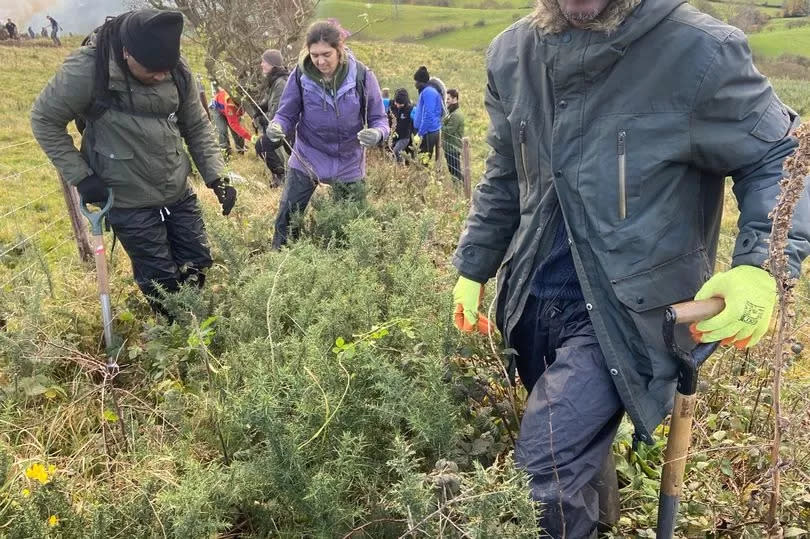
left=0, top=149, right=87, bottom=293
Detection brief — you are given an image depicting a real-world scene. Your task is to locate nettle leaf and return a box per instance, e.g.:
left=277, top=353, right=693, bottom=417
left=43, top=385, right=66, bottom=400
left=200, top=316, right=217, bottom=332
left=19, top=375, right=53, bottom=397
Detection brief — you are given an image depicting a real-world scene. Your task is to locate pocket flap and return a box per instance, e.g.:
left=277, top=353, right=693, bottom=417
left=750, top=96, right=791, bottom=143
left=611, top=248, right=710, bottom=313
left=94, top=138, right=134, bottom=160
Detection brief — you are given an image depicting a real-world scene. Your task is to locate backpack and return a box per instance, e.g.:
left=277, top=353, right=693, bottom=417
left=295, top=60, right=368, bottom=125
left=76, top=24, right=188, bottom=134
left=427, top=76, right=448, bottom=119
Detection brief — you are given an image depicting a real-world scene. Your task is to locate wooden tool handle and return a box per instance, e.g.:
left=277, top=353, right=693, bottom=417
left=670, top=298, right=725, bottom=325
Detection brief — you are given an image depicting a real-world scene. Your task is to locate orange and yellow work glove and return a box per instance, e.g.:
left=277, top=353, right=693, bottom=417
left=691, top=265, right=777, bottom=349
left=452, top=276, right=492, bottom=335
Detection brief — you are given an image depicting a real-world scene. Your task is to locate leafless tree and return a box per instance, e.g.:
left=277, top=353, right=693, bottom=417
left=727, top=3, right=770, bottom=33
left=142, top=0, right=316, bottom=99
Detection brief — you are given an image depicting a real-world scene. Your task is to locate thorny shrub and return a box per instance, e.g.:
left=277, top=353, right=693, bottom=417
left=0, top=174, right=539, bottom=537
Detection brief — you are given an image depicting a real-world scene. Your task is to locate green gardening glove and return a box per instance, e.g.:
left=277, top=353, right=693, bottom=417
left=693, top=265, right=776, bottom=348
left=452, top=276, right=491, bottom=334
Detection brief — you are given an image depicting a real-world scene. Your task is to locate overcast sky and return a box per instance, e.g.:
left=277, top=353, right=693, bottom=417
left=1, top=0, right=131, bottom=34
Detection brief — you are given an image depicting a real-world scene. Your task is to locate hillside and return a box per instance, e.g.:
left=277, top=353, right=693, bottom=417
left=320, top=0, right=810, bottom=56
left=1, top=27, right=810, bottom=539
left=318, top=0, right=529, bottom=50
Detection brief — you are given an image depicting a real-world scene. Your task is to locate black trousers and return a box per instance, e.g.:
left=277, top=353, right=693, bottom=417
left=255, top=135, right=286, bottom=176
left=106, top=190, right=213, bottom=313
left=418, top=130, right=440, bottom=161
left=444, top=148, right=462, bottom=181
left=271, top=168, right=366, bottom=250
left=511, top=295, right=624, bottom=539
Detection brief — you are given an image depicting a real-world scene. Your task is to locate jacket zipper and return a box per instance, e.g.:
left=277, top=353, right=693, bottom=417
left=519, top=120, right=529, bottom=182
left=333, top=78, right=340, bottom=119
left=617, top=129, right=627, bottom=220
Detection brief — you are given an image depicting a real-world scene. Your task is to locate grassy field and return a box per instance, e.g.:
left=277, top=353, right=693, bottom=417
left=319, top=0, right=528, bottom=50
left=321, top=0, right=810, bottom=57
left=749, top=23, right=810, bottom=57
left=2, top=24, right=810, bottom=537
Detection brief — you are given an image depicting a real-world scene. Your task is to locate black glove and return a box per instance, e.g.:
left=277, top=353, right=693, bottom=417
left=210, top=178, right=237, bottom=216
left=76, top=174, right=108, bottom=204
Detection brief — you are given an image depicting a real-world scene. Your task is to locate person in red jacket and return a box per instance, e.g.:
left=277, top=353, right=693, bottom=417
left=211, top=85, right=252, bottom=157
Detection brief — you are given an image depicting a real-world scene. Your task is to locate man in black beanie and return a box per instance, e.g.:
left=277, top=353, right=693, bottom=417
left=31, top=9, right=237, bottom=319
left=120, top=9, right=183, bottom=83
left=412, top=65, right=443, bottom=162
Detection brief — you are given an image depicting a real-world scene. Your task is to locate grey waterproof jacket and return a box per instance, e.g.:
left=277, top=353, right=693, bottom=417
left=453, top=0, right=810, bottom=441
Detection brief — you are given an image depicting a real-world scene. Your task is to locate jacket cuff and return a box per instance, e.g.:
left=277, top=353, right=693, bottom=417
left=65, top=165, right=94, bottom=186
left=731, top=228, right=769, bottom=270
left=452, top=243, right=505, bottom=283
left=731, top=230, right=807, bottom=278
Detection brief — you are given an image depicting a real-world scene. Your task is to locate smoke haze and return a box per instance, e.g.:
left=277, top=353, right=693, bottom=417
left=0, top=0, right=130, bottom=34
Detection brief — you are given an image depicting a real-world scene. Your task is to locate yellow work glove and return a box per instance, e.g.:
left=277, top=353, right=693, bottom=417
left=452, top=276, right=492, bottom=335
left=692, top=265, right=776, bottom=348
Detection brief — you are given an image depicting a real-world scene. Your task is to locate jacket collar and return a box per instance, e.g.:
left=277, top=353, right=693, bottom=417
left=531, top=0, right=641, bottom=35
left=529, top=0, right=686, bottom=80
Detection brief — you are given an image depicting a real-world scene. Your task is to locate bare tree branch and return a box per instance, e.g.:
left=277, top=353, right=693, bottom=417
left=141, top=0, right=315, bottom=100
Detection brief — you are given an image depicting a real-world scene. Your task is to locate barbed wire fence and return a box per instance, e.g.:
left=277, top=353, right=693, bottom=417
left=0, top=138, right=92, bottom=297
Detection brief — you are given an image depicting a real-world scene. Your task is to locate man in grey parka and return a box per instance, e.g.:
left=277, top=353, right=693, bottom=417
left=451, top=0, right=810, bottom=536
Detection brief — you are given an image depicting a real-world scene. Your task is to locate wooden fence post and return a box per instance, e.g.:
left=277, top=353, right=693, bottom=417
left=58, top=172, right=92, bottom=263
left=435, top=131, right=443, bottom=171
left=461, top=136, right=472, bottom=200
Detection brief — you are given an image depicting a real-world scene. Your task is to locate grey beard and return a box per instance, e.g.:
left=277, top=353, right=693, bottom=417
left=562, top=6, right=604, bottom=22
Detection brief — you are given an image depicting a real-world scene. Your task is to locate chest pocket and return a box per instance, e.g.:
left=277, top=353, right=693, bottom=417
left=580, top=113, right=691, bottom=239
left=507, top=112, right=553, bottom=209
left=91, top=132, right=135, bottom=190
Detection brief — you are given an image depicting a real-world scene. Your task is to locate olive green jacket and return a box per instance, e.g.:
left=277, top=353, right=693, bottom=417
left=442, top=107, right=465, bottom=152
left=453, top=1, right=809, bottom=441
left=31, top=46, right=225, bottom=208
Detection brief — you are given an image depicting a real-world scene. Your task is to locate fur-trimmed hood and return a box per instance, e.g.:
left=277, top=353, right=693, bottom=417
left=531, top=0, right=642, bottom=35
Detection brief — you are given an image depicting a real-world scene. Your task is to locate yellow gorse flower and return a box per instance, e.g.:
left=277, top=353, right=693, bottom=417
left=47, top=515, right=59, bottom=527
left=24, top=463, right=55, bottom=485
left=25, top=463, right=48, bottom=484
left=21, top=488, right=30, bottom=498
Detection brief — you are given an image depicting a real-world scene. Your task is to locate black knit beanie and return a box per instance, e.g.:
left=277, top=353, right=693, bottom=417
left=121, top=9, right=184, bottom=71
left=413, top=65, right=430, bottom=84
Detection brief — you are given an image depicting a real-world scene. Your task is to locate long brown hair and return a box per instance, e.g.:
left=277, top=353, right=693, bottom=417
left=305, top=20, right=345, bottom=60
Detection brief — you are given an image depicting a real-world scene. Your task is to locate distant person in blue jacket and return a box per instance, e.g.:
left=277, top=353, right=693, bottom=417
left=381, top=87, right=390, bottom=110
left=413, top=65, right=444, bottom=161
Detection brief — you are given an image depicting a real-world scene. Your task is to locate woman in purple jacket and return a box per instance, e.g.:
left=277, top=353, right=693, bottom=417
left=267, top=20, right=389, bottom=250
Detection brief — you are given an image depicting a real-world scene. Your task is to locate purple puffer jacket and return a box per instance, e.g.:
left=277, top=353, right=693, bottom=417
left=272, top=55, right=389, bottom=183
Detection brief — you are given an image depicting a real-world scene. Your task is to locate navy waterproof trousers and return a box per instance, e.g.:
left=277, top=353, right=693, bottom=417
left=511, top=295, right=624, bottom=539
